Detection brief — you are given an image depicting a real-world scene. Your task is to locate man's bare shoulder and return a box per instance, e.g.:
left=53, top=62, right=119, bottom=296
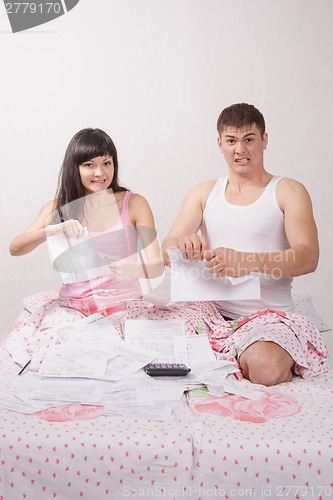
left=188, top=179, right=218, bottom=197
left=277, top=177, right=309, bottom=195
left=277, top=177, right=312, bottom=211
left=183, top=179, right=218, bottom=208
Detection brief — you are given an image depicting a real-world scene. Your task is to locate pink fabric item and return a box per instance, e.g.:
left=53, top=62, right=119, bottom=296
left=6, top=290, right=131, bottom=370
left=194, top=388, right=302, bottom=423
left=33, top=404, right=103, bottom=422
left=59, top=274, right=141, bottom=316
left=6, top=292, right=329, bottom=379
left=206, top=308, right=329, bottom=378
left=126, top=302, right=329, bottom=378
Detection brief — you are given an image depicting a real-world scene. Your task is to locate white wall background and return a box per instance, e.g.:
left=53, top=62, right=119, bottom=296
left=0, top=0, right=332, bottom=336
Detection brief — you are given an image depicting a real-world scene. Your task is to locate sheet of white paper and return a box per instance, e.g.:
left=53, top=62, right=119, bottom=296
left=57, top=313, right=118, bottom=344
left=94, top=370, right=157, bottom=394
left=206, top=385, right=227, bottom=397
left=2, top=375, right=103, bottom=412
left=148, top=373, right=197, bottom=387
left=38, top=342, right=112, bottom=378
left=186, top=335, right=216, bottom=366
left=207, top=380, right=264, bottom=400
left=0, top=390, right=45, bottom=413
left=223, top=380, right=264, bottom=400
left=190, top=360, right=240, bottom=385
left=47, top=228, right=111, bottom=284
left=167, top=248, right=260, bottom=301
left=100, top=386, right=184, bottom=421
left=99, top=386, right=153, bottom=408
left=31, top=377, right=103, bottom=404
left=39, top=332, right=158, bottom=381
left=102, top=342, right=158, bottom=381
left=124, top=319, right=189, bottom=365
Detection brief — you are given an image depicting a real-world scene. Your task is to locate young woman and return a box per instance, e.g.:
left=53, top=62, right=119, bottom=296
left=10, top=128, right=164, bottom=315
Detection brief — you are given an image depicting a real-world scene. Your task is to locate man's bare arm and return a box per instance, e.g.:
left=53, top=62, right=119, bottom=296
left=162, top=181, right=215, bottom=264
left=275, top=178, right=319, bottom=276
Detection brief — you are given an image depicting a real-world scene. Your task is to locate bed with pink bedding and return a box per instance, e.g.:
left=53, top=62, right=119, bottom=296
left=1, top=290, right=332, bottom=500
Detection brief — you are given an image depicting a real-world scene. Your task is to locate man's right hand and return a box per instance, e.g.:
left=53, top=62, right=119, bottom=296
left=178, top=234, right=209, bottom=261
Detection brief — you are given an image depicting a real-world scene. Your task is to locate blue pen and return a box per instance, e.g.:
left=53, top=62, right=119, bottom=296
left=18, top=360, right=31, bottom=375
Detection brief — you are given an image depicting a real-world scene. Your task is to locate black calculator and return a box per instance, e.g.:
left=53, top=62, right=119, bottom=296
left=144, top=363, right=191, bottom=376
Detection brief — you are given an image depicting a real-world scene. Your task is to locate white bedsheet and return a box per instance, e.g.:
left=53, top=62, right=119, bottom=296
left=1, top=289, right=332, bottom=499
left=1, top=343, right=333, bottom=499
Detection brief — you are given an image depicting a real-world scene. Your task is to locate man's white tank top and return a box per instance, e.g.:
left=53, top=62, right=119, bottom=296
left=201, top=176, right=294, bottom=319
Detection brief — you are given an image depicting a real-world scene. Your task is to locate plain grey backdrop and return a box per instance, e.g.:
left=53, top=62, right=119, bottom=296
left=0, top=0, right=332, bottom=339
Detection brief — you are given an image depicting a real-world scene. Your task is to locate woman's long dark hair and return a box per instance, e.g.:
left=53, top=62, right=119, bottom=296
left=53, top=128, right=127, bottom=222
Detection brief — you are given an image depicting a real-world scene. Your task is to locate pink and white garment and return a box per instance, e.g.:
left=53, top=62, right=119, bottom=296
left=5, top=290, right=329, bottom=378
left=5, top=293, right=224, bottom=370
left=58, top=190, right=142, bottom=316
left=204, top=308, right=329, bottom=378
left=125, top=302, right=329, bottom=378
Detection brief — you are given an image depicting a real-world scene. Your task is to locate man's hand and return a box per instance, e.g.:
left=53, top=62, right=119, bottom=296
left=205, top=247, right=249, bottom=277
left=178, top=234, right=209, bottom=261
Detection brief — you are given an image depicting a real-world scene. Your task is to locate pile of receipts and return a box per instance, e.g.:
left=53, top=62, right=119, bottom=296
left=0, top=315, right=263, bottom=421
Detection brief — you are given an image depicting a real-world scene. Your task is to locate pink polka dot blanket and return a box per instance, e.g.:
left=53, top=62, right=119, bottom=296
left=1, top=291, right=332, bottom=498
left=5, top=291, right=329, bottom=378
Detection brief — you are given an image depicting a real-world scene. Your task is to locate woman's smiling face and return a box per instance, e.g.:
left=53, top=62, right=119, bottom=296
left=78, top=155, right=114, bottom=194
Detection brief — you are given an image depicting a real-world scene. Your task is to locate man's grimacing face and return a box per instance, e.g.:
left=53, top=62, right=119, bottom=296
left=218, top=124, right=268, bottom=175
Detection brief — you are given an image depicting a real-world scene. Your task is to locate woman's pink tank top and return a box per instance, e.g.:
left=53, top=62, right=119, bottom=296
left=59, top=191, right=142, bottom=315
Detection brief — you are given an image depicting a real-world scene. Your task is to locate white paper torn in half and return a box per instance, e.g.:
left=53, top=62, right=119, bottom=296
left=167, top=249, right=260, bottom=301
left=47, top=228, right=110, bottom=284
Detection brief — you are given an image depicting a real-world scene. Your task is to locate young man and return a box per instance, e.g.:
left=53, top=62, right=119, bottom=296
left=162, top=103, right=320, bottom=386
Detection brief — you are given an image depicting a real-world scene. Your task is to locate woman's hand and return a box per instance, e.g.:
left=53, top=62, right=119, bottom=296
left=105, top=258, right=141, bottom=280
left=46, top=219, right=86, bottom=239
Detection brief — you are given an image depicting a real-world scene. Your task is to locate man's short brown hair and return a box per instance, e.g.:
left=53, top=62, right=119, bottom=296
left=217, top=103, right=266, bottom=137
